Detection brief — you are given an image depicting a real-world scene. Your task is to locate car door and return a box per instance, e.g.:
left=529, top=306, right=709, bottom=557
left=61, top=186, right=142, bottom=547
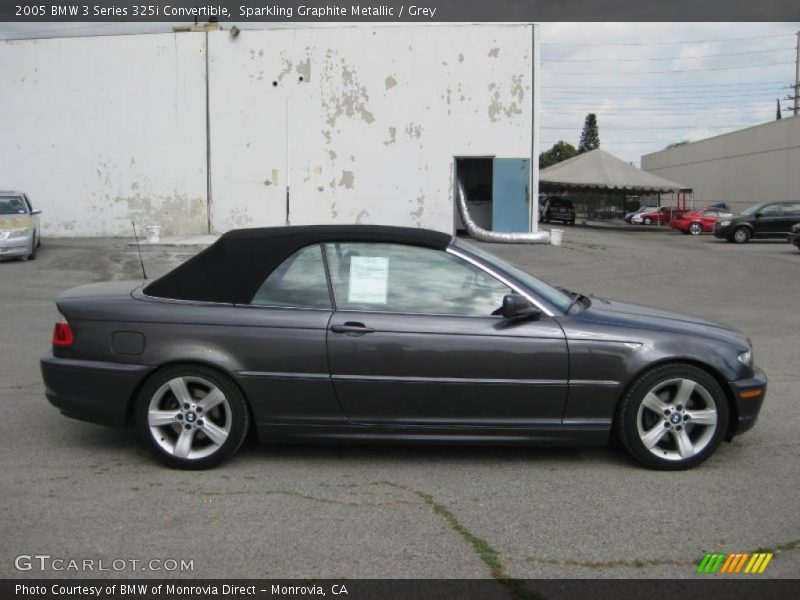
left=779, top=202, right=800, bottom=233
left=752, top=203, right=784, bottom=236
left=323, top=242, right=569, bottom=426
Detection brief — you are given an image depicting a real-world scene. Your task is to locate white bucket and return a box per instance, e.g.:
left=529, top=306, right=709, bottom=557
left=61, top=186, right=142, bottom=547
left=550, top=228, right=564, bottom=246
left=145, top=225, right=161, bottom=244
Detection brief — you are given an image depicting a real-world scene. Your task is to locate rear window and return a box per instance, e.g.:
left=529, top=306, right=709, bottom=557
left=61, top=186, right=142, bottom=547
left=547, top=198, right=573, bottom=208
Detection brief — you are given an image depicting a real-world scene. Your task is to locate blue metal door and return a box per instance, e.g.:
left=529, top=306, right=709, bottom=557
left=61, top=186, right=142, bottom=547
left=492, top=158, right=530, bottom=232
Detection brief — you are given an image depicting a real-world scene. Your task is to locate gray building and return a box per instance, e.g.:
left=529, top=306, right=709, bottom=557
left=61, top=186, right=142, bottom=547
left=641, top=115, right=800, bottom=214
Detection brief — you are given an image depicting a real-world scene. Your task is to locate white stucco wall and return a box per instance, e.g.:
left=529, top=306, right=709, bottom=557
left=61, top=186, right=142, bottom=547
left=208, top=25, right=534, bottom=234
left=2, top=25, right=534, bottom=236
left=0, top=34, right=208, bottom=236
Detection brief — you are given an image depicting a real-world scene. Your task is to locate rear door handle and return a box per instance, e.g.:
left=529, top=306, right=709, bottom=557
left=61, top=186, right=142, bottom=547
left=331, top=322, right=375, bottom=334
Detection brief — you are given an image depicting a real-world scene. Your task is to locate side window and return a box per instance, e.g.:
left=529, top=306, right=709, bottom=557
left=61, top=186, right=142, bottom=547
left=324, top=243, right=512, bottom=316
left=759, top=204, right=782, bottom=217
left=250, top=244, right=331, bottom=309
left=782, top=203, right=800, bottom=217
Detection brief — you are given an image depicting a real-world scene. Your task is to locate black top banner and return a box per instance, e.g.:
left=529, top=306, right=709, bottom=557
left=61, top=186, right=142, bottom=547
left=3, top=0, right=800, bottom=22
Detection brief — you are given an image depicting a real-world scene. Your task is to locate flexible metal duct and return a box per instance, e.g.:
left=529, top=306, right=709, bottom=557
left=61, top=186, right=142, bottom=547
left=456, top=181, right=550, bottom=244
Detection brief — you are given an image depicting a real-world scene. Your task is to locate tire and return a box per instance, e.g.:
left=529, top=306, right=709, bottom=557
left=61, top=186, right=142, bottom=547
left=733, top=226, right=751, bottom=244
left=689, top=223, right=703, bottom=236
left=615, top=363, right=729, bottom=470
left=26, top=235, right=37, bottom=261
left=644, top=218, right=652, bottom=225
left=135, top=365, right=249, bottom=469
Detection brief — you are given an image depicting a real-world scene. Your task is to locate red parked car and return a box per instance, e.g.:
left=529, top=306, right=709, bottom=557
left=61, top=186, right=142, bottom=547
left=630, top=206, right=685, bottom=226
left=671, top=207, right=734, bottom=235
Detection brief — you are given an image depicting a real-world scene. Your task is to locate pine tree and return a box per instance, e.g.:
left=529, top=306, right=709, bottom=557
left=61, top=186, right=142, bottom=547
left=578, top=113, right=600, bottom=153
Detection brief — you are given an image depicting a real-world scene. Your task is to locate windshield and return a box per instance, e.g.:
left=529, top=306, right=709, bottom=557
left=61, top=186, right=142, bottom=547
left=454, top=240, right=574, bottom=313
left=0, top=196, right=29, bottom=216
left=740, top=203, right=765, bottom=216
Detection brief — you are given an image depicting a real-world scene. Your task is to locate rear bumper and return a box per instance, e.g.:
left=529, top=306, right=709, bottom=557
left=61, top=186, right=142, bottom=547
left=726, top=367, right=767, bottom=439
left=40, top=354, right=152, bottom=427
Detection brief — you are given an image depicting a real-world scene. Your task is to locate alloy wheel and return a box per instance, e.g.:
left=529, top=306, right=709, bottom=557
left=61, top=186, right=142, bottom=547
left=636, top=378, right=718, bottom=461
left=733, top=227, right=750, bottom=243
left=689, top=223, right=702, bottom=235
left=148, top=376, right=232, bottom=460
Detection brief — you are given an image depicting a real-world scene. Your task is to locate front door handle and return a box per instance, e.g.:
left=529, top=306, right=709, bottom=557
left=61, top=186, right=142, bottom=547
left=331, top=322, right=375, bottom=334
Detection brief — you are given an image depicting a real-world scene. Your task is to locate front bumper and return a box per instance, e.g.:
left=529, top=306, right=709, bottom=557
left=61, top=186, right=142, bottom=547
left=713, top=222, right=735, bottom=239
left=726, top=366, right=767, bottom=439
left=0, top=232, right=33, bottom=257
left=40, top=354, right=153, bottom=427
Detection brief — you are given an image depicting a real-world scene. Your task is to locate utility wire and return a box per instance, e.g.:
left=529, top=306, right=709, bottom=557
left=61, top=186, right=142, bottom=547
left=544, top=47, right=795, bottom=62
left=543, top=61, right=795, bottom=75
left=542, top=80, right=789, bottom=89
left=541, top=32, right=796, bottom=46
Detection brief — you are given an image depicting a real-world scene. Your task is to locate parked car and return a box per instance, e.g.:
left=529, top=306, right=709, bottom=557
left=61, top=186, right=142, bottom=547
left=631, top=206, right=685, bottom=226
left=41, top=225, right=765, bottom=471
left=788, top=223, right=800, bottom=252
left=671, top=207, right=734, bottom=235
left=539, top=197, right=576, bottom=225
left=0, top=191, right=41, bottom=260
left=713, top=201, right=800, bottom=243
left=624, top=206, right=658, bottom=224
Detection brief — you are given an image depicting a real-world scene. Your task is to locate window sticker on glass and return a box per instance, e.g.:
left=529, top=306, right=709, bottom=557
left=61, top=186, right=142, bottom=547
left=348, top=256, right=389, bottom=304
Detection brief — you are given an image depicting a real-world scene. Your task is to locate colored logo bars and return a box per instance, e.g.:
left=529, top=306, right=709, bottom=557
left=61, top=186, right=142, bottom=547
left=697, top=552, right=773, bottom=574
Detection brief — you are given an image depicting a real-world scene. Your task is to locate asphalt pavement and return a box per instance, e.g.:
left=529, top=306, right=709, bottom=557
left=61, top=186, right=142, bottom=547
left=1, top=227, right=798, bottom=583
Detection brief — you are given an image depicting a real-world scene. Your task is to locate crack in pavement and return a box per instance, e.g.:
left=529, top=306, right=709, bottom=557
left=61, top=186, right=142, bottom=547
left=376, top=481, right=542, bottom=600
left=195, top=488, right=420, bottom=509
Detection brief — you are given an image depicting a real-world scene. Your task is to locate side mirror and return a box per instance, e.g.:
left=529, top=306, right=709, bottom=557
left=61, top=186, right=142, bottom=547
left=31, top=209, right=42, bottom=215
left=502, top=294, right=542, bottom=321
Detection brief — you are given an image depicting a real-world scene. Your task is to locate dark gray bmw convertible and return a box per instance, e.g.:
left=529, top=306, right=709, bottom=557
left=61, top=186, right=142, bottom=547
left=41, top=225, right=766, bottom=470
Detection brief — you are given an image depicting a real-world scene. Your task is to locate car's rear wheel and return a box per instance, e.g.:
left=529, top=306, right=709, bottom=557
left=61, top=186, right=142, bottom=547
left=733, top=227, right=750, bottom=244
left=135, top=365, right=249, bottom=469
left=615, top=364, right=729, bottom=470
left=644, top=218, right=652, bottom=225
left=689, top=223, right=702, bottom=235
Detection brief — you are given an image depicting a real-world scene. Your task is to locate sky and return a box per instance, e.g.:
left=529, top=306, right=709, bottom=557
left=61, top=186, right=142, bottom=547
left=2, top=21, right=798, bottom=165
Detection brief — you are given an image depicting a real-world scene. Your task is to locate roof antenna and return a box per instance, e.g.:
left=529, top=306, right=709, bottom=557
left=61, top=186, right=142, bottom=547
left=131, top=221, right=148, bottom=280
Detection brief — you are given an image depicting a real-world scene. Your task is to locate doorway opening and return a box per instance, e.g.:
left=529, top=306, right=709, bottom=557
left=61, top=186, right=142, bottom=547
left=454, top=157, right=493, bottom=233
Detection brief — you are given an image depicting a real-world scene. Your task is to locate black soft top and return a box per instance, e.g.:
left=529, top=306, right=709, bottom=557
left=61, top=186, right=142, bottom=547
left=143, top=225, right=453, bottom=304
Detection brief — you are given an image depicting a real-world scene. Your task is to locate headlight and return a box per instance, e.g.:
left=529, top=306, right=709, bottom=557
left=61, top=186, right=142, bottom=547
left=738, top=349, right=753, bottom=368
left=718, top=220, right=731, bottom=227
left=8, top=228, right=33, bottom=239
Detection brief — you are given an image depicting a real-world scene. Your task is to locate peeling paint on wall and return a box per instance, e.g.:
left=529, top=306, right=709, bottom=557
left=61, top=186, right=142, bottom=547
left=355, top=209, right=369, bottom=224
left=383, top=127, right=397, bottom=146
left=338, top=170, right=355, bottom=188
left=487, top=75, right=525, bottom=123
left=296, top=57, right=311, bottom=82
left=385, top=75, right=397, bottom=90
left=488, top=47, right=500, bottom=58
left=320, top=52, right=375, bottom=126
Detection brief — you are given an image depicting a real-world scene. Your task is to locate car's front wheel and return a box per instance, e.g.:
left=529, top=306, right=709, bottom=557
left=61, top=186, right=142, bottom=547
left=733, top=226, right=751, bottom=244
left=615, top=364, right=729, bottom=470
left=135, top=365, right=249, bottom=469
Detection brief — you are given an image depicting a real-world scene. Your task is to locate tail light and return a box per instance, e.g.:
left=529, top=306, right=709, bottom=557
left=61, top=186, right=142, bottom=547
left=52, top=319, right=74, bottom=347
